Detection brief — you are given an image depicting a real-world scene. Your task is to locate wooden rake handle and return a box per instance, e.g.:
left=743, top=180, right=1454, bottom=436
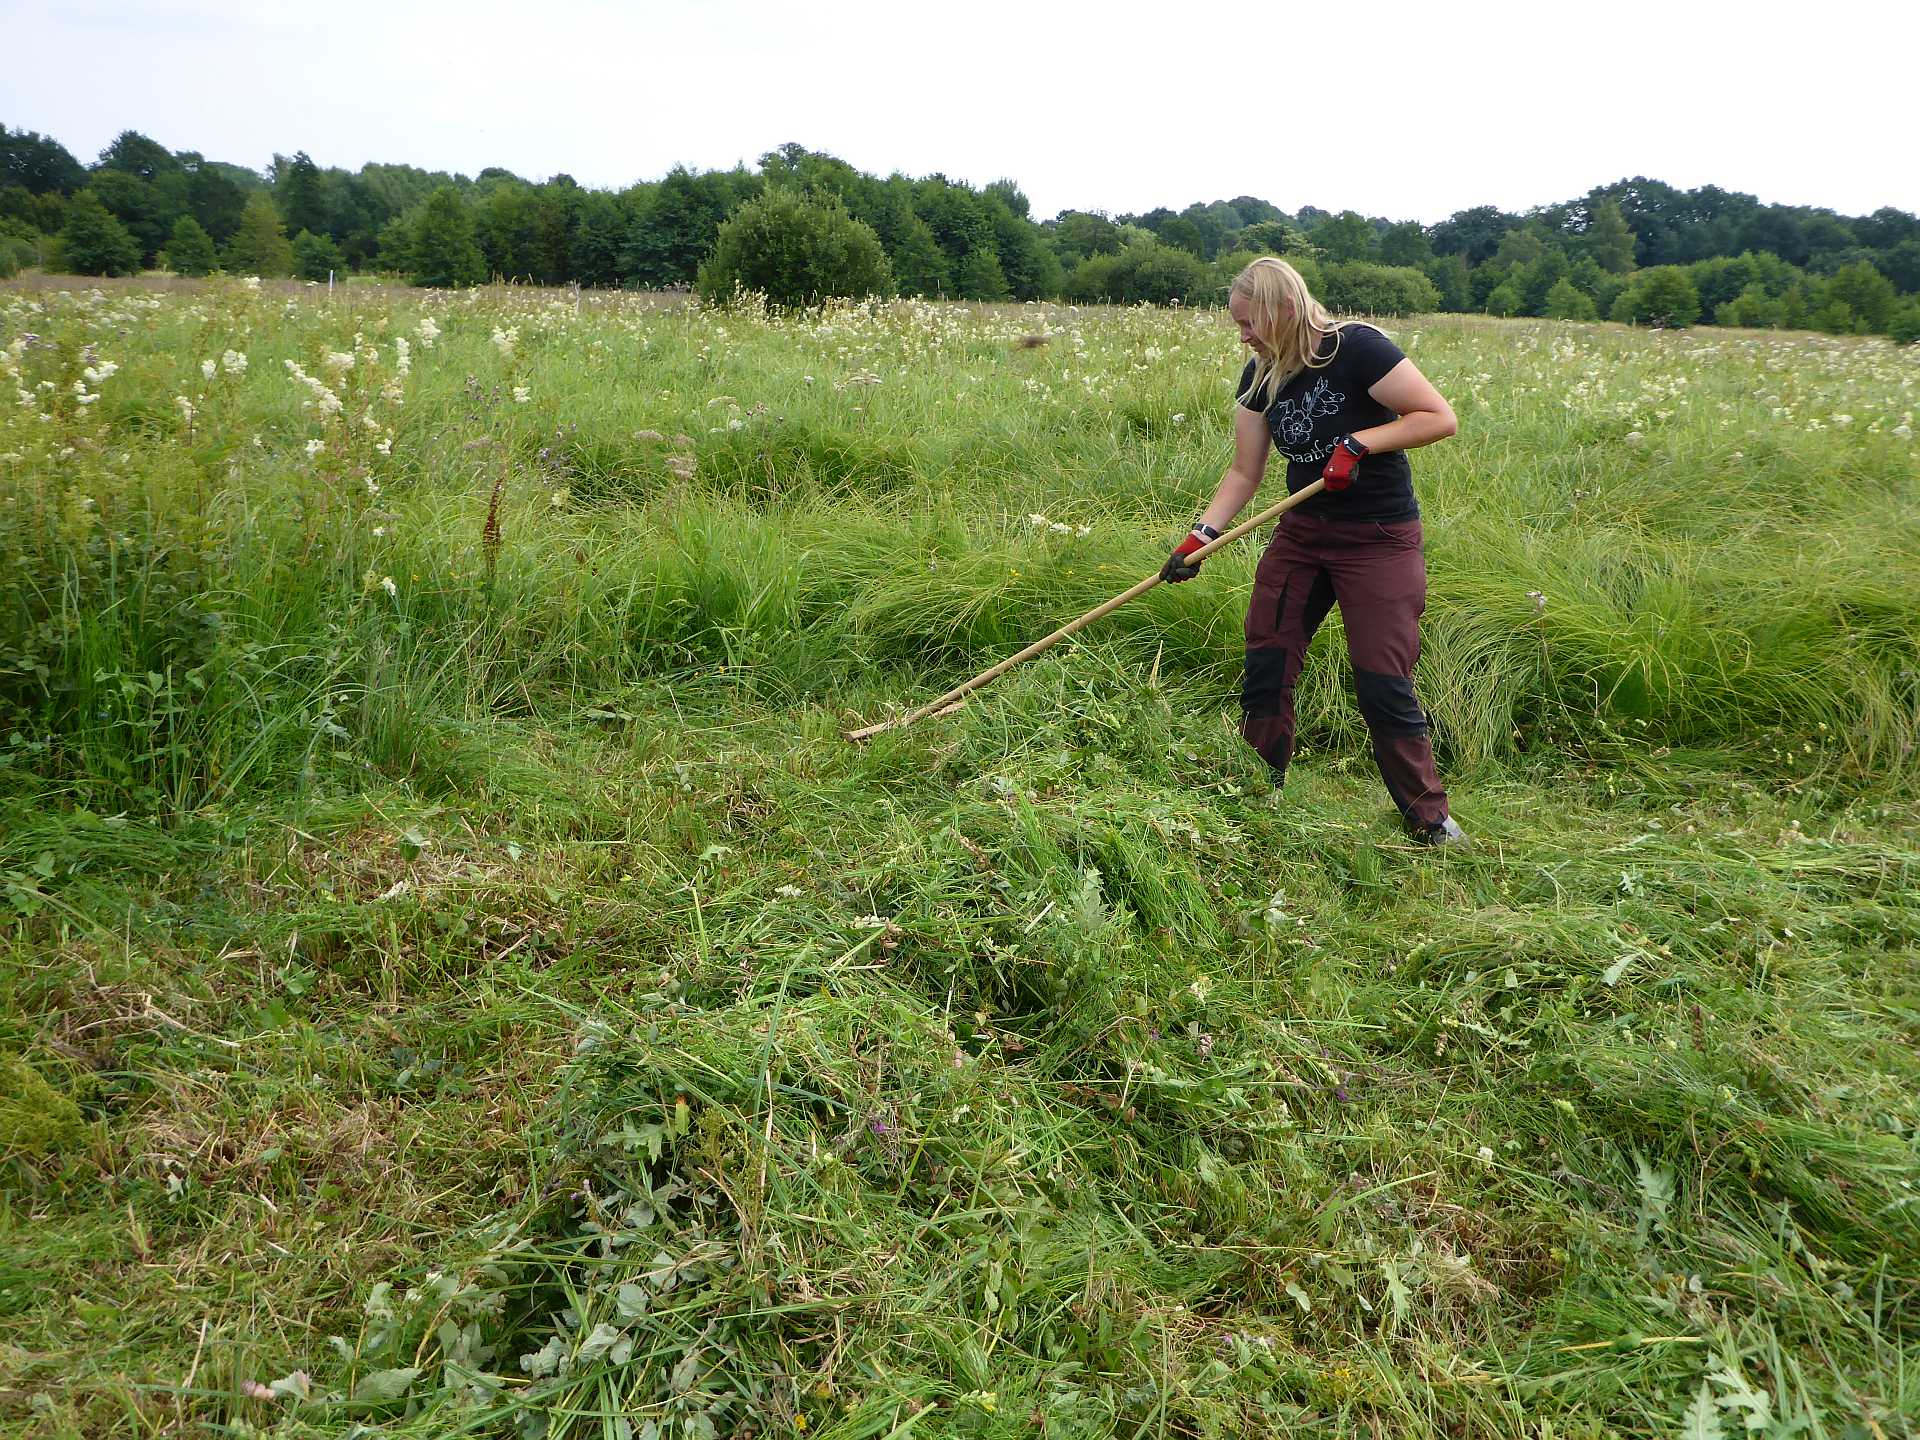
left=844, top=478, right=1328, bottom=743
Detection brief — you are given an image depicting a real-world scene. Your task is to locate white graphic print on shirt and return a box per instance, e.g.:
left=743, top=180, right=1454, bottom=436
left=1270, top=376, right=1346, bottom=462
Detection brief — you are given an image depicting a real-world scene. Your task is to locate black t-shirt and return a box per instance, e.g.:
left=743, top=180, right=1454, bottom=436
left=1237, top=324, right=1417, bottom=522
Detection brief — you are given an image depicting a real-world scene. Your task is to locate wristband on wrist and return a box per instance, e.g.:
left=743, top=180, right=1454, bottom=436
left=1192, top=522, right=1221, bottom=541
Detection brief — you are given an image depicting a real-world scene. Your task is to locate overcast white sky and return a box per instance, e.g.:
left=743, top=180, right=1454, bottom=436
left=10, top=0, right=1917, bottom=223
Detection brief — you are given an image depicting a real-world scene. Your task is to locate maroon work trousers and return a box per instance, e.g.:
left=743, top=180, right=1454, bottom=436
left=1240, top=512, right=1449, bottom=827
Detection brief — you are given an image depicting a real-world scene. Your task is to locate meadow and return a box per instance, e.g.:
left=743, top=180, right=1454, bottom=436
left=1, top=275, right=1917, bottom=1440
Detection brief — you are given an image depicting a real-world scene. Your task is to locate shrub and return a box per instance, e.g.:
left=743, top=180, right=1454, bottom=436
left=292, top=228, right=348, bottom=282
left=1888, top=300, right=1920, bottom=345
left=165, top=215, right=218, bottom=277
left=1609, top=266, right=1700, bottom=327
left=1484, top=279, right=1525, bottom=317
left=58, top=191, right=141, bottom=276
left=1543, top=278, right=1597, bottom=321
left=1715, top=284, right=1784, bottom=329
left=1822, top=260, right=1896, bottom=332
left=1318, top=261, right=1439, bottom=316
left=695, top=189, right=892, bottom=309
left=1810, top=300, right=1859, bottom=335
left=1063, top=241, right=1208, bottom=306
left=0, top=235, right=24, bottom=279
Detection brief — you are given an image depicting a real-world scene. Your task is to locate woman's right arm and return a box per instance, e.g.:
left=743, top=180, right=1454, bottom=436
left=1197, top=405, right=1272, bottom=532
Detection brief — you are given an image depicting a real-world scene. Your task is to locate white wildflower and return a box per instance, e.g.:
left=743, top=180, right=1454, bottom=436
left=774, top=884, right=803, bottom=899
left=176, top=396, right=194, bottom=423
left=221, top=349, right=248, bottom=375
left=305, top=439, right=325, bottom=459
left=1170, top=412, right=1185, bottom=424
left=201, top=358, right=217, bottom=381
left=242, top=276, right=261, bottom=290
left=549, top=488, right=569, bottom=509
left=394, top=336, right=411, bottom=374
left=491, top=326, right=518, bottom=360
left=364, top=477, right=380, bottom=498
left=1623, top=430, right=1644, bottom=445
left=1832, top=413, right=1852, bottom=427
left=379, top=575, right=397, bottom=599
left=1894, top=424, right=1913, bottom=440
left=513, top=386, right=531, bottom=404
left=322, top=351, right=355, bottom=375
left=1477, top=1146, right=1495, bottom=1168
left=416, top=316, right=440, bottom=348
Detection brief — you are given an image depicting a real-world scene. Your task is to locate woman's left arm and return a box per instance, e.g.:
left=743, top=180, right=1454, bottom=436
left=1350, top=358, right=1458, bottom=453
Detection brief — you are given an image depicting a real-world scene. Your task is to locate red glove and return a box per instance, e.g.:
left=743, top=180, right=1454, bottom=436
left=1160, top=524, right=1218, bottom=583
left=1321, top=435, right=1368, bottom=490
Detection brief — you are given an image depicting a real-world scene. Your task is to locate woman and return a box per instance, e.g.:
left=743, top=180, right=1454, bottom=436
left=1162, top=257, right=1464, bottom=845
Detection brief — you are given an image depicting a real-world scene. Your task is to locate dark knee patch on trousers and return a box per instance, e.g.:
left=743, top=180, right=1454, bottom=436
left=1354, top=667, right=1427, bottom=736
left=1242, top=648, right=1289, bottom=717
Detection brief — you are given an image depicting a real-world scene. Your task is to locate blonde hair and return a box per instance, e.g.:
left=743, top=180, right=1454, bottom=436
left=1229, top=257, right=1349, bottom=402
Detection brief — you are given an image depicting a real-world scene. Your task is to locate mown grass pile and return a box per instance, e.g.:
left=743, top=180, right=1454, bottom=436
left=1, top=277, right=1917, bottom=1439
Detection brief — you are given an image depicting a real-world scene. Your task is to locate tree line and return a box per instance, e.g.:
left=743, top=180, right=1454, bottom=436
left=4, top=126, right=1917, bottom=341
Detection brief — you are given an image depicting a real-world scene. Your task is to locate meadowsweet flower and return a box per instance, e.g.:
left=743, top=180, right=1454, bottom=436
left=1170, top=412, right=1186, bottom=424
left=513, top=386, right=531, bottom=404
left=323, top=351, right=355, bottom=375
left=364, top=477, right=380, bottom=498
left=202, top=358, right=217, bottom=381
left=774, top=884, right=802, bottom=898
left=379, top=575, right=397, bottom=599
left=416, top=316, right=440, bottom=348
left=176, top=396, right=195, bottom=424
left=1832, top=413, right=1852, bottom=427
left=393, top=336, right=411, bottom=375
left=305, top=439, right=325, bottom=459
left=1623, top=430, right=1644, bottom=445
left=1477, top=1146, right=1495, bottom=1167
left=1895, top=424, right=1913, bottom=440
left=550, top=488, right=569, bottom=509
left=491, top=326, right=518, bottom=360
left=222, top=349, right=247, bottom=375
left=242, top=276, right=261, bottom=290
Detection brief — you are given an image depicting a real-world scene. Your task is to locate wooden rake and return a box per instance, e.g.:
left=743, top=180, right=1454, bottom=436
left=844, top=478, right=1327, bottom=743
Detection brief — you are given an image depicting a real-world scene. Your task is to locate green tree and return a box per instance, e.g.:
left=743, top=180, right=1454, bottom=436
left=953, top=245, right=1010, bottom=301
left=1543, top=277, right=1597, bottom=320
left=98, top=130, right=180, bottom=182
left=1376, top=221, right=1433, bottom=266
left=1157, top=216, right=1205, bottom=256
left=1484, top=278, right=1525, bottom=317
left=1609, top=266, right=1700, bottom=327
left=1586, top=200, right=1636, bottom=273
left=86, top=169, right=174, bottom=265
left=59, top=191, right=142, bottom=275
left=292, top=228, right=347, bottom=281
left=1822, top=260, right=1896, bottom=331
left=1320, top=261, right=1439, bottom=316
left=1886, top=299, right=1920, bottom=345
left=408, top=186, right=485, bottom=288
left=275, top=151, right=329, bottom=240
left=1421, top=254, right=1471, bottom=310
left=695, top=188, right=891, bottom=309
left=1311, top=211, right=1376, bottom=262
left=1715, top=285, right=1784, bottom=328
left=165, top=214, right=218, bottom=276
left=223, top=192, right=294, bottom=275
left=1237, top=219, right=1306, bottom=256
left=1, top=125, right=86, bottom=193
left=987, top=198, right=1061, bottom=300
left=1049, top=210, right=1123, bottom=265
left=1065, top=242, right=1208, bottom=305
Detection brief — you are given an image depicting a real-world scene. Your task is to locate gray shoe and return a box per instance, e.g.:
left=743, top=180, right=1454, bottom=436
left=1413, top=817, right=1467, bottom=847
